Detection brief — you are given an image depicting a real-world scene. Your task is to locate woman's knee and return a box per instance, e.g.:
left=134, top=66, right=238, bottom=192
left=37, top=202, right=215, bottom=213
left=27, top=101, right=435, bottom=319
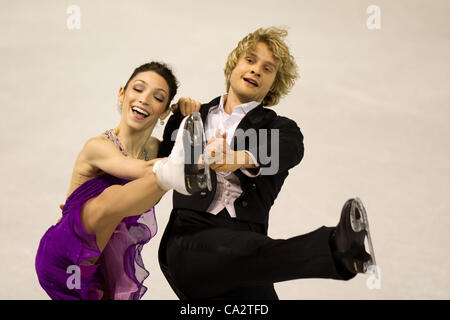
left=81, top=185, right=123, bottom=233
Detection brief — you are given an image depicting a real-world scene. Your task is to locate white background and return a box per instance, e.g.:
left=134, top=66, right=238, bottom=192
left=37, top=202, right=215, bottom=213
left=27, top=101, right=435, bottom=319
left=1, top=0, right=449, bottom=299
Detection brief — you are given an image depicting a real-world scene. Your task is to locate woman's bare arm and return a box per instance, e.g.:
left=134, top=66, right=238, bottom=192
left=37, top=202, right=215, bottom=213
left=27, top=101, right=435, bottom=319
left=80, top=136, right=157, bottom=181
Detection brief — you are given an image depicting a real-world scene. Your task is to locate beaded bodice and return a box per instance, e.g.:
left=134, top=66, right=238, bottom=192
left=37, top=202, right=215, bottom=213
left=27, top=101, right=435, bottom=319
left=103, top=129, right=149, bottom=161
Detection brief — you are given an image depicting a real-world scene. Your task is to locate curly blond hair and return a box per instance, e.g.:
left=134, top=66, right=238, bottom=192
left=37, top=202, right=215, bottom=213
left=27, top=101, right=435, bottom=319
left=224, top=27, right=299, bottom=107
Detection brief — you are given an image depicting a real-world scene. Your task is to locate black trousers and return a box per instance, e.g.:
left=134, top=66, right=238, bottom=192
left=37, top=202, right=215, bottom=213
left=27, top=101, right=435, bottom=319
left=158, top=208, right=354, bottom=300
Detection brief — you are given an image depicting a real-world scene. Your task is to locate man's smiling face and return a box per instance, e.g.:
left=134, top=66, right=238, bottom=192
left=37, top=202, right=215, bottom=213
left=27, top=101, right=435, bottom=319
left=228, top=42, right=278, bottom=104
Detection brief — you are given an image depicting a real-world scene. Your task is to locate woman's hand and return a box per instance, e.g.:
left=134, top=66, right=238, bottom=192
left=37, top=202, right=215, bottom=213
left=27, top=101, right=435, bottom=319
left=147, top=158, right=161, bottom=166
left=170, top=97, right=201, bottom=116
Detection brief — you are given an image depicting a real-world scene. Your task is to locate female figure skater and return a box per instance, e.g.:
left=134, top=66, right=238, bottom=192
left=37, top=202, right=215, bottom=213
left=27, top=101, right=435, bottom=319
left=35, top=62, right=198, bottom=300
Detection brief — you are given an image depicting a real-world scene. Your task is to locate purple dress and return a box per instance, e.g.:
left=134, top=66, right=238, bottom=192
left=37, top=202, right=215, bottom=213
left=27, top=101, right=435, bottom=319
left=35, top=130, right=157, bottom=300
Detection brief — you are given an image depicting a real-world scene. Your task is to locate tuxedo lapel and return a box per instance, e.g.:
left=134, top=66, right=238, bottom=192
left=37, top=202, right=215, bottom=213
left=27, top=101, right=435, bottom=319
left=200, top=96, right=221, bottom=123
left=231, top=103, right=277, bottom=150
left=236, top=103, right=266, bottom=131
left=199, top=97, right=276, bottom=151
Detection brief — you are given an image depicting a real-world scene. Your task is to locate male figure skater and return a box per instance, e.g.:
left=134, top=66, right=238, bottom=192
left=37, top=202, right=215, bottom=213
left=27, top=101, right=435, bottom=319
left=157, top=27, right=375, bottom=299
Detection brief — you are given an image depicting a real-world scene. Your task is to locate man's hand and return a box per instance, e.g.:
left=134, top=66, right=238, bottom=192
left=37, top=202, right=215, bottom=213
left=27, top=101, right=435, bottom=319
left=170, top=97, right=201, bottom=116
left=199, top=130, right=255, bottom=172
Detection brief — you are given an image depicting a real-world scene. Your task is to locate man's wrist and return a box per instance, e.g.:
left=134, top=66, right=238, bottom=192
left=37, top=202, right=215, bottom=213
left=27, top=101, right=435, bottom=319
left=234, top=150, right=258, bottom=169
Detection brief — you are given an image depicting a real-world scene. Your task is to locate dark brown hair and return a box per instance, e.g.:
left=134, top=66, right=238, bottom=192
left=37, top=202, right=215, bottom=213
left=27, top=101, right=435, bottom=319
left=124, top=62, right=179, bottom=109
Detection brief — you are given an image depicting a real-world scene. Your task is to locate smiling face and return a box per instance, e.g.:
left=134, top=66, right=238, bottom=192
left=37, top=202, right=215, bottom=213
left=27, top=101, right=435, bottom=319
left=228, top=42, right=278, bottom=104
left=118, top=70, right=171, bottom=131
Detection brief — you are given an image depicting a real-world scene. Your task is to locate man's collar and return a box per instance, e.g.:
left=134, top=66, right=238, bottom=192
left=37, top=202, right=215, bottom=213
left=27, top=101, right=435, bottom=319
left=199, top=95, right=271, bottom=126
left=209, top=95, right=260, bottom=115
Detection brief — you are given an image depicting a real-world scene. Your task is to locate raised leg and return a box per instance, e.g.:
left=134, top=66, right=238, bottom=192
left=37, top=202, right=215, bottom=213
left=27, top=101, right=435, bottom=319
left=81, top=171, right=166, bottom=252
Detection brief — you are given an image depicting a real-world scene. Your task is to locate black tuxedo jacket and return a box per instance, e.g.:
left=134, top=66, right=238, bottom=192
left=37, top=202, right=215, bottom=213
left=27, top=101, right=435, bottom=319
left=158, top=96, right=304, bottom=234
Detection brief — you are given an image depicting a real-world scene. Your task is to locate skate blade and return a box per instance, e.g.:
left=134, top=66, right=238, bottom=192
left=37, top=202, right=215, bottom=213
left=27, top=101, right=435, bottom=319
left=183, top=112, right=212, bottom=193
left=192, top=111, right=212, bottom=191
left=350, top=197, right=377, bottom=273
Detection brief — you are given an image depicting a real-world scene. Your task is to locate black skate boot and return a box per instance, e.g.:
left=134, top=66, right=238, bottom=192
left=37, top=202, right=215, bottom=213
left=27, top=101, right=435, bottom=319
left=183, top=111, right=212, bottom=194
left=330, top=197, right=377, bottom=274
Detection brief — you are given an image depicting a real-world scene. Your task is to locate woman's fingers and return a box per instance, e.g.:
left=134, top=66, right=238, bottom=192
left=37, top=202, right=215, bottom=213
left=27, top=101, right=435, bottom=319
left=176, top=97, right=201, bottom=116
left=179, top=98, right=188, bottom=115
left=193, top=100, right=201, bottom=113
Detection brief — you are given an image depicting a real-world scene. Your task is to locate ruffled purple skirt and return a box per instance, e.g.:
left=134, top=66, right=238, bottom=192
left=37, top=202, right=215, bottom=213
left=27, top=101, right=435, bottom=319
left=35, top=174, right=157, bottom=300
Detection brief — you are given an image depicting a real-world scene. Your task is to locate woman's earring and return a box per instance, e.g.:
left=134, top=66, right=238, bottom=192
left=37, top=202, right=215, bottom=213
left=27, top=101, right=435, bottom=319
left=160, top=118, right=165, bottom=125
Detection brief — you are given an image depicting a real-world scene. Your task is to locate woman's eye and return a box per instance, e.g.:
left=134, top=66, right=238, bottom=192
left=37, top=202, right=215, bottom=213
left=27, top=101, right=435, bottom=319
left=246, top=58, right=253, bottom=63
left=133, top=88, right=143, bottom=93
left=155, top=96, right=164, bottom=102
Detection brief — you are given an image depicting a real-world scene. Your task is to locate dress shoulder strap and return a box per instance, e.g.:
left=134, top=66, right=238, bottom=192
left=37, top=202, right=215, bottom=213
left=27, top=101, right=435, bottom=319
left=104, top=129, right=127, bottom=157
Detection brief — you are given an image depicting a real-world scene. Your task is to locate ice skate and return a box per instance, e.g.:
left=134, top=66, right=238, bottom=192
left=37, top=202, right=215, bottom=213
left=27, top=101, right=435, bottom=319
left=331, top=197, right=377, bottom=274
left=183, top=111, right=212, bottom=194
left=153, top=111, right=211, bottom=195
